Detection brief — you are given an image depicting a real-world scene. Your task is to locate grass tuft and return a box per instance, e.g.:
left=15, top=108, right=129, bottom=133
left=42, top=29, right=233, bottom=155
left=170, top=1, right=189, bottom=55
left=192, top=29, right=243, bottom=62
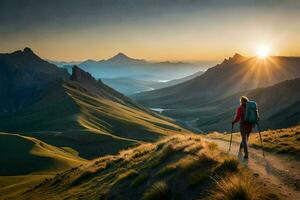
left=142, top=181, right=171, bottom=200
left=208, top=142, right=218, bottom=151
left=149, top=144, right=174, bottom=168
left=208, top=175, right=259, bottom=200
left=214, top=157, right=239, bottom=174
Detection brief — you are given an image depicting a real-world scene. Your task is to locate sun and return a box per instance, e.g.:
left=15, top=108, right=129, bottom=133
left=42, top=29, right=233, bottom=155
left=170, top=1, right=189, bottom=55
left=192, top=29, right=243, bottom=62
left=256, top=45, right=271, bottom=58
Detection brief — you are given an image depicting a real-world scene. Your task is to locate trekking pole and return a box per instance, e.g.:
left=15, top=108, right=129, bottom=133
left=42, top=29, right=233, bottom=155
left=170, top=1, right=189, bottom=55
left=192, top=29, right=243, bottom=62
left=228, top=123, right=234, bottom=152
left=256, top=122, right=265, bottom=156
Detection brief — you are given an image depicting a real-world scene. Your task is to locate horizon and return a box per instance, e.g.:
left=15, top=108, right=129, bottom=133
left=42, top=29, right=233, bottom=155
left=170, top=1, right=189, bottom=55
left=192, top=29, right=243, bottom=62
left=1, top=0, right=300, bottom=62
left=3, top=47, right=300, bottom=66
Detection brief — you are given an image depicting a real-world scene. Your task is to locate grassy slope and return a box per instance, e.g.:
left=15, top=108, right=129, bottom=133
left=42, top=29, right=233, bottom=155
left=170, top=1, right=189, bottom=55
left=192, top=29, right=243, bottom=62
left=0, top=80, right=188, bottom=160
left=0, top=175, right=53, bottom=200
left=207, top=125, right=300, bottom=158
left=64, top=82, right=185, bottom=141
left=0, top=132, right=86, bottom=176
left=0, top=132, right=87, bottom=199
left=16, top=135, right=271, bottom=200
left=0, top=80, right=190, bottom=199
left=0, top=83, right=132, bottom=159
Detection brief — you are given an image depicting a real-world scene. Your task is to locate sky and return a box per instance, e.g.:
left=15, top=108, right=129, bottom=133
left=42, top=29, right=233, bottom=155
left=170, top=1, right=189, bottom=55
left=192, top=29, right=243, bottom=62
left=0, top=0, right=300, bottom=62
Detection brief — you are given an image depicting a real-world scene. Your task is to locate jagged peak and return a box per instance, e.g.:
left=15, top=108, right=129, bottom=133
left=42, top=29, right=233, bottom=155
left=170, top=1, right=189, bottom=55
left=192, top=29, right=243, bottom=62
left=221, top=53, right=245, bottom=65
left=232, top=53, right=244, bottom=59
left=10, top=47, right=36, bottom=57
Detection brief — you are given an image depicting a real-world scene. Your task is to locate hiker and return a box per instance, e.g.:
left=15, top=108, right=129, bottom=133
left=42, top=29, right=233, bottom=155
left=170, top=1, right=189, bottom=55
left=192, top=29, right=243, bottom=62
left=232, top=96, right=259, bottom=159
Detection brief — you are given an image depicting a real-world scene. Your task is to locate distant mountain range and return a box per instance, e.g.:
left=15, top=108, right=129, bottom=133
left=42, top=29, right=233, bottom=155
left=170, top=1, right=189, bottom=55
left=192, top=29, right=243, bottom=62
left=47, top=53, right=207, bottom=95
left=57, top=52, right=204, bottom=81
left=0, top=48, right=188, bottom=161
left=133, top=53, right=300, bottom=131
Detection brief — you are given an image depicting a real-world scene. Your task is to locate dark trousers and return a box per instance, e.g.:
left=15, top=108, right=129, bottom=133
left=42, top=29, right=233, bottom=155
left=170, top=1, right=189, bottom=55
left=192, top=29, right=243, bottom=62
left=239, top=124, right=251, bottom=155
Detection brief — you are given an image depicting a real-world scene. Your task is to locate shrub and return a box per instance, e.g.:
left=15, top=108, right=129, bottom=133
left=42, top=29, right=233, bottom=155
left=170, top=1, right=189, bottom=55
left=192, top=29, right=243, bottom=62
left=208, top=175, right=259, bottom=200
left=142, top=181, right=171, bottom=200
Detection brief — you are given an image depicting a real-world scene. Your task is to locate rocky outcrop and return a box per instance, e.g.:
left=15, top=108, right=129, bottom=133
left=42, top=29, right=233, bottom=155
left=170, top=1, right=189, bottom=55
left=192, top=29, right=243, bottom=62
left=70, top=66, right=97, bottom=83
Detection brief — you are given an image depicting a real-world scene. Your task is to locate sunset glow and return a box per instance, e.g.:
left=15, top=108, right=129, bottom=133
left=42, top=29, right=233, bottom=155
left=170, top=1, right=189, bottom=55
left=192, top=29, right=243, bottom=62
left=256, top=45, right=271, bottom=59
left=0, top=1, right=299, bottom=61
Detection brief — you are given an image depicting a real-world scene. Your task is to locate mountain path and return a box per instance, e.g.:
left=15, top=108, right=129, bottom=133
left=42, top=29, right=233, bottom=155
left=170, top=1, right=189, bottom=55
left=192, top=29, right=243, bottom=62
left=205, top=138, right=300, bottom=200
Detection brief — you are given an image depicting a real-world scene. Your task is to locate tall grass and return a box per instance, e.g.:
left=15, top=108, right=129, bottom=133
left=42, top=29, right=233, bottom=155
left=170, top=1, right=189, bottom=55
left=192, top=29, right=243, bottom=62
left=208, top=175, right=259, bottom=200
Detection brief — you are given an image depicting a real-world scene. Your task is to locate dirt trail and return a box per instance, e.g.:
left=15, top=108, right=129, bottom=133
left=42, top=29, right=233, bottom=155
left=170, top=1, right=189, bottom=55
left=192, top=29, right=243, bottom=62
left=205, top=138, right=300, bottom=200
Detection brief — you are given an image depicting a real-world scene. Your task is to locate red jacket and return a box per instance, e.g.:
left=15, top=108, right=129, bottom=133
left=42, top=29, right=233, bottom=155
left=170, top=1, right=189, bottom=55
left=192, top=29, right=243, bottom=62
left=233, top=105, right=253, bottom=133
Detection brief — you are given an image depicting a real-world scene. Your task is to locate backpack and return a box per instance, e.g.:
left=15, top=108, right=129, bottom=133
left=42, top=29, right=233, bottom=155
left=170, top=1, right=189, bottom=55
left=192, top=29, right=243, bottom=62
left=245, top=101, right=258, bottom=124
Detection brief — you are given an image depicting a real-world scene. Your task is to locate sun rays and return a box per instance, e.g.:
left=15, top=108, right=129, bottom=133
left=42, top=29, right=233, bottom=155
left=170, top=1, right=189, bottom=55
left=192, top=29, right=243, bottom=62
left=256, top=44, right=271, bottom=59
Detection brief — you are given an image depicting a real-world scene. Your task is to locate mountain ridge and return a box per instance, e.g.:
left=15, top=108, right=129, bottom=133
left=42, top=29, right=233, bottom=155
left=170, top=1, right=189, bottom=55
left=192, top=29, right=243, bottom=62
left=132, top=54, right=300, bottom=109
left=62, top=52, right=203, bottom=80
left=0, top=47, right=68, bottom=113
